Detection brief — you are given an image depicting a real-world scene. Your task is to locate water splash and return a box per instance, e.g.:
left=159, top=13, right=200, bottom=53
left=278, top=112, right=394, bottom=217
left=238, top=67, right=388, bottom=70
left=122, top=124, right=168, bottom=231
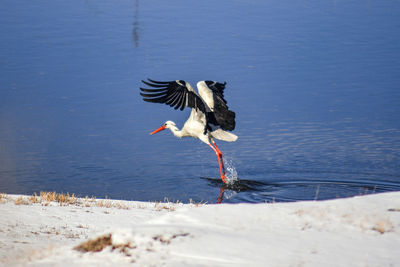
left=222, top=189, right=237, bottom=200
left=223, top=157, right=239, bottom=184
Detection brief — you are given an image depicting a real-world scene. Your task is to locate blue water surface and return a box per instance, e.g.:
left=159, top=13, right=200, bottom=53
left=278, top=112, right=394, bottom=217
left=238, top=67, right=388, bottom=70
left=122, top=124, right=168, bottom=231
left=1, top=0, right=400, bottom=203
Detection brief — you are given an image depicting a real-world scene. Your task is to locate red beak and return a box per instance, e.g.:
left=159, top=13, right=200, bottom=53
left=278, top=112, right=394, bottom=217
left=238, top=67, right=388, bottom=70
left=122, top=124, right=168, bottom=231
left=150, top=125, right=166, bottom=135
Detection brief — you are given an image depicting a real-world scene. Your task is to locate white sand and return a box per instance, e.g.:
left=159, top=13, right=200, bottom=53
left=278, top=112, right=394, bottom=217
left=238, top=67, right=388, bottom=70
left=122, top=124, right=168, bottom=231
left=1, top=192, right=399, bottom=266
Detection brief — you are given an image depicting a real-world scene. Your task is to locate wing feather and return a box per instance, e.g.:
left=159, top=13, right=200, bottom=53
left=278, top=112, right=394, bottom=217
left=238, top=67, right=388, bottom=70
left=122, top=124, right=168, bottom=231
left=140, top=78, right=236, bottom=134
left=140, top=91, right=167, bottom=98
left=174, top=91, right=185, bottom=110
left=141, top=80, right=169, bottom=88
left=176, top=91, right=185, bottom=110
left=143, top=96, right=167, bottom=103
left=140, top=79, right=206, bottom=113
left=197, top=80, right=236, bottom=131
left=140, top=87, right=168, bottom=93
left=147, top=78, right=170, bottom=84
left=170, top=91, right=183, bottom=107
left=165, top=90, right=182, bottom=105
left=205, top=80, right=227, bottom=103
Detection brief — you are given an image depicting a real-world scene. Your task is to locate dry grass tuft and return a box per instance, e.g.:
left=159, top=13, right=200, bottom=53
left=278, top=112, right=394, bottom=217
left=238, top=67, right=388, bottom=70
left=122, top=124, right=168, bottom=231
left=57, top=193, right=76, bottom=205
left=74, top=234, right=113, bottom=252
left=5, top=191, right=180, bottom=211
left=85, top=195, right=96, bottom=202
left=372, top=219, right=394, bottom=234
left=74, top=233, right=137, bottom=258
left=96, top=199, right=113, bottom=208
left=152, top=232, right=190, bottom=245
left=95, top=199, right=131, bottom=210
left=40, top=191, right=57, bottom=202
left=0, top=192, right=7, bottom=203
left=14, top=196, right=30, bottom=205
left=39, top=191, right=76, bottom=206
left=154, top=201, right=176, bottom=212
left=35, top=191, right=131, bottom=209
left=113, top=202, right=130, bottom=210
left=189, top=198, right=206, bottom=206
left=28, top=192, right=40, bottom=203
left=111, top=242, right=136, bottom=257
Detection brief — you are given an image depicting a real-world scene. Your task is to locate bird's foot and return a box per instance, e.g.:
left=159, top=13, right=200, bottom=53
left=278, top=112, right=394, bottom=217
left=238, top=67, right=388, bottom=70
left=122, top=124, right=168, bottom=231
left=221, top=175, right=227, bottom=184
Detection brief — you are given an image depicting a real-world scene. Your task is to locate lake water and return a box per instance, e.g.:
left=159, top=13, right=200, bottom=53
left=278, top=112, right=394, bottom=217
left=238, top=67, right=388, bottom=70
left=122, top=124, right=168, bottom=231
left=1, top=0, right=400, bottom=203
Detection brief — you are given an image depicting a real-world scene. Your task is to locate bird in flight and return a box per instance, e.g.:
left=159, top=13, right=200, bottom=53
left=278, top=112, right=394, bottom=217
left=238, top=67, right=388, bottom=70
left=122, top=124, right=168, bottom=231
left=140, top=79, right=237, bottom=184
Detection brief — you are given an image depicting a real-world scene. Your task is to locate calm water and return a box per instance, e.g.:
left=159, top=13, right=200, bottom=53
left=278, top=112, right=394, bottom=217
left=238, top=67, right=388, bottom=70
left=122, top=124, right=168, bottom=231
left=1, top=0, right=400, bottom=203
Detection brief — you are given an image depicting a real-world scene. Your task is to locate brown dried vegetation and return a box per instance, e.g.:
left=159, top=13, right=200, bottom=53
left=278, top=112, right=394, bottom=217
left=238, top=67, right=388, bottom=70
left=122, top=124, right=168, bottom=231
left=152, top=232, right=190, bottom=245
left=0, top=192, right=6, bottom=202
left=372, top=219, right=394, bottom=234
left=39, top=191, right=76, bottom=205
left=74, top=233, right=137, bottom=257
left=14, top=196, right=30, bottom=205
left=2, top=191, right=187, bottom=212
left=74, top=234, right=113, bottom=252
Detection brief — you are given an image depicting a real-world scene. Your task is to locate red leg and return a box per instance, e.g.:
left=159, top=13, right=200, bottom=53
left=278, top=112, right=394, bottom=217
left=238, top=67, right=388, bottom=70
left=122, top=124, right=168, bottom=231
left=208, top=143, right=227, bottom=183
left=217, top=186, right=225, bottom=204
left=212, top=141, right=226, bottom=175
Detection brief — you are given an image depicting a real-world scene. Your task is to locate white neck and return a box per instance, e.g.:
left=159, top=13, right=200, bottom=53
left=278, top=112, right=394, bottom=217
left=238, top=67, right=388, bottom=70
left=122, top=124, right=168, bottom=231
left=167, top=124, right=184, bottom=138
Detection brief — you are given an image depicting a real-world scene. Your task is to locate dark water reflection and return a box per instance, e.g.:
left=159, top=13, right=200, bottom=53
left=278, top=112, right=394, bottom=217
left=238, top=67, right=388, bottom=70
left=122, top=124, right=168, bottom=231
left=1, top=0, right=400, bottom=203
left=204, top=177, right=398, bottom=203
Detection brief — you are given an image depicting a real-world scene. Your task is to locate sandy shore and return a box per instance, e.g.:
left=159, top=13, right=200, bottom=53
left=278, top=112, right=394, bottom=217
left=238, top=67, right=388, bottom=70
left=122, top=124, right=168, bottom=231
left=1, top=192, right=399, bottom=266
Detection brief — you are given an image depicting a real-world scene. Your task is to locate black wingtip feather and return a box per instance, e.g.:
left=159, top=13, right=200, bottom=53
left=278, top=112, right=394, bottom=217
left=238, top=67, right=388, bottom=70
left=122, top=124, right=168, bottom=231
left=143, top=97, right=167, bottom=103
left=178, top=93, right=186, bottom=110
left=140, top=91, right=167, bottom=98
left=142, top=80, right=168, bottom=88
left=140, top=87, right=168, bottom=93
left=139, top=78, right=207, bottom=115
left=147, top=78, right=171, bottom=84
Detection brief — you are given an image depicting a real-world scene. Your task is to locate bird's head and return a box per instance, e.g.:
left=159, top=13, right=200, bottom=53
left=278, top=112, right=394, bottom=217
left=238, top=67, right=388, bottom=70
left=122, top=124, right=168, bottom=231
left=149, top=121, right=176, bottom=135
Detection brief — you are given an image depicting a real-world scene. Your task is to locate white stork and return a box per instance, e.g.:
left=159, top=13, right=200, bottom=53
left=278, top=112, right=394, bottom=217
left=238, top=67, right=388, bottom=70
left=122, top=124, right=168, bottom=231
left=140, top=78, right=238, bottom=184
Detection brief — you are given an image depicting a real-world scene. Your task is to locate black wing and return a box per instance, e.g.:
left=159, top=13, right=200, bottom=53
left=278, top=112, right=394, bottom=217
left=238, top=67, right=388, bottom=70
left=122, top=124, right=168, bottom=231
left=205, top=81, right=227, bottom=104
left=201, top=80, right=235, bottom=131
left=140, top=79, right=206, bottom=113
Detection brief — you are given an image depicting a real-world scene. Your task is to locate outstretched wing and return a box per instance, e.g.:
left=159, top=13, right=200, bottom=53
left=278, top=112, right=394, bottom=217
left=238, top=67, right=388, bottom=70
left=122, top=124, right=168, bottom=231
left=197, top=81, right=236, bottom=131
left=140, top=79, right=207, bottom=113
left=205, top=80, right=227, bottom=103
